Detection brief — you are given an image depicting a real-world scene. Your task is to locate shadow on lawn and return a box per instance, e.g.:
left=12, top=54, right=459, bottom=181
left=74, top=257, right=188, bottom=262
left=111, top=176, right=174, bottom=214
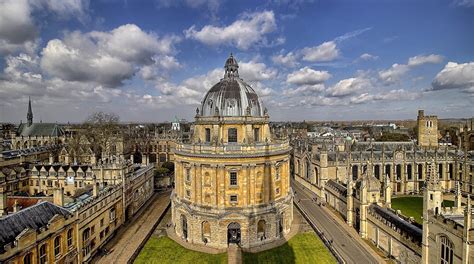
left=242, top=242, right=296, bottom=264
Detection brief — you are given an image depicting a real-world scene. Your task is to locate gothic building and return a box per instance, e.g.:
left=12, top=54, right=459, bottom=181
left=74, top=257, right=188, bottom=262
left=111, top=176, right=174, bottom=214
left=13, top=98, right=66, bottom=150
left=171, top=54, right=293, bottom=249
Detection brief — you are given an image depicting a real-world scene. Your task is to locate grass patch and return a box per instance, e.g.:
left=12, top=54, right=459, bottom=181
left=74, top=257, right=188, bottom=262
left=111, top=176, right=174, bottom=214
left=243, top=232, right=336, bottom=264
left=134, top=236, right=227, bottom=264
left=391, top=197, right=454, bottom=224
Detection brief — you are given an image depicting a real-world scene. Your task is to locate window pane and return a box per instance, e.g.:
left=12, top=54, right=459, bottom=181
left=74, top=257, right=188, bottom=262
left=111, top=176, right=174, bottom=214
left=228, top=128, right=237, bottom=143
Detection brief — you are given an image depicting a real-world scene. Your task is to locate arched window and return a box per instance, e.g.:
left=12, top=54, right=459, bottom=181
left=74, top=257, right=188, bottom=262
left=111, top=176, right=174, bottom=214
left=23, top=252, right=33, bottom=264
left=202, top=221, right=211, bottom=242
left=352, top=165, right=358, bottom=180
left=257, top=220, right=266, bottom=240
left=275, top=166, right=281, bottom=181
left=54, top=236, right=61, bottom=256
left=228, top=128, right=237, bottom=143
left=396, top=164, right=402, bottom=180
left=67, top=229, right=73, bottom=247
left=305, top=160, right=311, bottom=180
left=440, top=236, right=454, bottom=264
left=374, top=164, right=380, bottom=179
left=385, top=164, right=391, bottom=177
left=39, top=244, right=47, bottom=264
left=181, top=215, right=188, bottom=239
left=418, top=164, right=423, bottom=179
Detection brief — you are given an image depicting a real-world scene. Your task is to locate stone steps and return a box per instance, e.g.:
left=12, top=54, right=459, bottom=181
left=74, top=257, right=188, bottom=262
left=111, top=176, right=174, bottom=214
left=227, top=244, right=242, bottom=264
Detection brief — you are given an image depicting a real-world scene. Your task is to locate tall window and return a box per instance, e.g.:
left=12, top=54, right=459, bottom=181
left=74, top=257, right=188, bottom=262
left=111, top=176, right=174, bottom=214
left=374, top=164, right=380, bottom=179
left=205, top=128, right=211, bottom=143
left=254, top=128, right=260, bottom=142
left=449, top=164, right=454, bottom=179
left=407, top=164, right=412, bottom=180
left=39, top=244, right=47, bottom=264
left=418, top=164, right=423, bottom=179
left=230, top=172, right=237, bottom=186
left=440, top=236, right=454, bottom=264
left=23, top=253, right=32, bottom=264
left=67, top=229, right=73, bottom=247
left=186, top=168, right=191, bottom=182
left=385, top=164, right=391, bottom=177
left=276, top=167, right=281, bottom=180
left=396, top=164, right=402, bottom=180
left=438, top=164, right=443, bottom=178
left=54, top=236, right=61, bottom=256
left=228, top=128, right=237, bottom=143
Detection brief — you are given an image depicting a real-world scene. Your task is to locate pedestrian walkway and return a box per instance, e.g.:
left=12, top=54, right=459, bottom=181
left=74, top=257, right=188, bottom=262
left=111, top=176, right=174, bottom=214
left=227, top=244, right=242, bottom=264
left=95, top=191, right=171, bottom=264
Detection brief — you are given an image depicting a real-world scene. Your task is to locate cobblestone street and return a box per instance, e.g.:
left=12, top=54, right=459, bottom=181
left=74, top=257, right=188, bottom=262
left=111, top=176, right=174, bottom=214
left=95, top=191, right=171, bottom=264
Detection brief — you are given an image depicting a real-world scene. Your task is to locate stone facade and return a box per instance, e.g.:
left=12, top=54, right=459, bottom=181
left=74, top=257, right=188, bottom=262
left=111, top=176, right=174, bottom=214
left=171, top=55, right=293, bottom=250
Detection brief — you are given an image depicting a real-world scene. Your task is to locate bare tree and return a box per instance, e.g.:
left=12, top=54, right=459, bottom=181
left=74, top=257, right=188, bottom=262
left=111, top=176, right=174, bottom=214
left=82, top=112, right=120, bottom=159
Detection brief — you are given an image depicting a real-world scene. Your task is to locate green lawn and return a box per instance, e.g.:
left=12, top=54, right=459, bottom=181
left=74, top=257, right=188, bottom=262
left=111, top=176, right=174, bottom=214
left=243, top=232, right=336, bottom=264
left=134, top=236, right=227, bottom=264
left=391, top=197, right=454, bottom=224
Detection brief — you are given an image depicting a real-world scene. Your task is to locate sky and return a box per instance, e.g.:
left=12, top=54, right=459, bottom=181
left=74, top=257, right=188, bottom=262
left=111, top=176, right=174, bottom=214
left=0, top=0, right=473, bottom=123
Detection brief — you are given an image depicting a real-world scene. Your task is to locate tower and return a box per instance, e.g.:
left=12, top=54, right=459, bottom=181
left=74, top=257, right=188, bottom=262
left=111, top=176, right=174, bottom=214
left=417, top=110, right=438, bottom=147
left=171, top=54, right=292, bottom=249
left=27, top=97, right=33, bottom=127
left=422, top=161, right=442, bottom=264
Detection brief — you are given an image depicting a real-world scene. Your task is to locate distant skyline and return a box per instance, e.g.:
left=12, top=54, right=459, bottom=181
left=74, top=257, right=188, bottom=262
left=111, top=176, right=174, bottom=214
left=0, top=0, right=473, bottom=123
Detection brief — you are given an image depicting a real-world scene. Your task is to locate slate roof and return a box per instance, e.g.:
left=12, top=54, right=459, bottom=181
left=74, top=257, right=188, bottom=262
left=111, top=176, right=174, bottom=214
left=0, top=201, right=72, bottom=253
left=17, top=123, right=65, bottom=137
left=369, top=204, right=422, bottom=243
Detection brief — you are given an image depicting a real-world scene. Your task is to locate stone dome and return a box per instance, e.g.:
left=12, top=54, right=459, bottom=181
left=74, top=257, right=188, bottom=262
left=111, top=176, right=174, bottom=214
left=200, top=54, right=264, bottom=117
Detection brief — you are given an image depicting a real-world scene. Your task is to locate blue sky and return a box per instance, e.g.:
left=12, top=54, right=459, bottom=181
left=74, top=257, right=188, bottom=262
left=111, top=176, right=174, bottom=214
left=0, top=0, right=473, bottom=123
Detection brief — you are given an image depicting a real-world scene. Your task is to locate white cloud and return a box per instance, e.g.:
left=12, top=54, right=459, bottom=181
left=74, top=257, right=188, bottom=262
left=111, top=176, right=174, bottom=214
left=453, top=0, right=474, bottom=7
left=432, top=61, right=474, bottom=92
left=350, top=89, right=420, bottom=104
left=0, top=0, right=37, bottom=55
left=286, top=67, right=331, bottom=85
left=156, top=0, right=221, bottom=14
left=184, top=11, right=277, bottom=50
left=378, top=63, right=410, bottom=84
left=239, top=60, right=278, bottom=82
left=359, top=53, right=378, bottom=61
left=301, top=41, right=339, bottom=62
left=283, top=84, right=325, bottom=96
left=327, top=77, right=371, bottom=97
left=379, top=54, right=443, bottom=84
left=0, top=0, right=90, bottom=55
left=407, top=54, right=443, bottom=66
left=272, top=51, right=298, bottom=67
left=40, top=24, right=180, bottom=87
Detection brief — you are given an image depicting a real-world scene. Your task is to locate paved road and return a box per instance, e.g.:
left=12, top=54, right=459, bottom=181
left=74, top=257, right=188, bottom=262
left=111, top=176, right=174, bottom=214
left=292, top=180, right=380, bottom=264
left=95, top=191, right=171, bottom=264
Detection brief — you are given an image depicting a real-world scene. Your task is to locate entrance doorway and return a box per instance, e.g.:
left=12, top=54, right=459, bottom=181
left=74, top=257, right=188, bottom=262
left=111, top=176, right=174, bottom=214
left=227, top=222, right=241, bottom=244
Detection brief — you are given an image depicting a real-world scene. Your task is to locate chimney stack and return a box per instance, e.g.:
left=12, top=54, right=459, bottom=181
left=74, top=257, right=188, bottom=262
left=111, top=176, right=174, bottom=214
left=12, top=200, right=20, bottom=213
left=93, top=177, right=99, bottom=197
left=0, top=187, right=7, bottom=216
left=53, top=188, right=64, bottom=207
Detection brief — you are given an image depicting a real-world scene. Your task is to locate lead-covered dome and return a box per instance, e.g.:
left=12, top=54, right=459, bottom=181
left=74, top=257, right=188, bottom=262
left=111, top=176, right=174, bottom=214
left=200, top=54, right=264, bottom=117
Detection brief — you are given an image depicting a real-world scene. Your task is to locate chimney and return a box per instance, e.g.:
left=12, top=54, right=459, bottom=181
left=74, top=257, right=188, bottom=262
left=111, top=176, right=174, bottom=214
left=53, top=188, right=64, bottom=207
left=0, top=187, right=7, bottom=216
left=12, top=200, right=20, bottom=213
left=93, top=177, right=99, bottom=197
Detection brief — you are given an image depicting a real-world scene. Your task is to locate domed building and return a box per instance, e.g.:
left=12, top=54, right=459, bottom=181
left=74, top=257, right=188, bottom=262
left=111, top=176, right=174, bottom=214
left=171, top=54, right=293, bottom=249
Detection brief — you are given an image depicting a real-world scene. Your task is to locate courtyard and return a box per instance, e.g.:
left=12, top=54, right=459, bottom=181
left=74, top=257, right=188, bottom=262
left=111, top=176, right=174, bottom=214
left=134, top=232, right=335, bottom=264
left=391, top=196, right=454, bottom=224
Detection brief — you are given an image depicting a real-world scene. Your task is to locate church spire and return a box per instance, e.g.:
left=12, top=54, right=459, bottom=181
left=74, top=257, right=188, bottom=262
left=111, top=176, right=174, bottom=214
left=27, top=97, right=33, bottom=127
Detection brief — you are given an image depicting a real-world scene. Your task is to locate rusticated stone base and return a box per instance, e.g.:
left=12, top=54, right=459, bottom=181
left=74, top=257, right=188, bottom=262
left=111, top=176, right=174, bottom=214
left=171, top=193, right=293, bottom=250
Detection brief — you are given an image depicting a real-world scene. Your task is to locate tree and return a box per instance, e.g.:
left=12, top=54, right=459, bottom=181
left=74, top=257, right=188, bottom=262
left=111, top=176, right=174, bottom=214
left=162, top=161, right=175, bottom=172
left=155, top=167, right=170, bottom=176
left=82, top=112, right=120, bottom=159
